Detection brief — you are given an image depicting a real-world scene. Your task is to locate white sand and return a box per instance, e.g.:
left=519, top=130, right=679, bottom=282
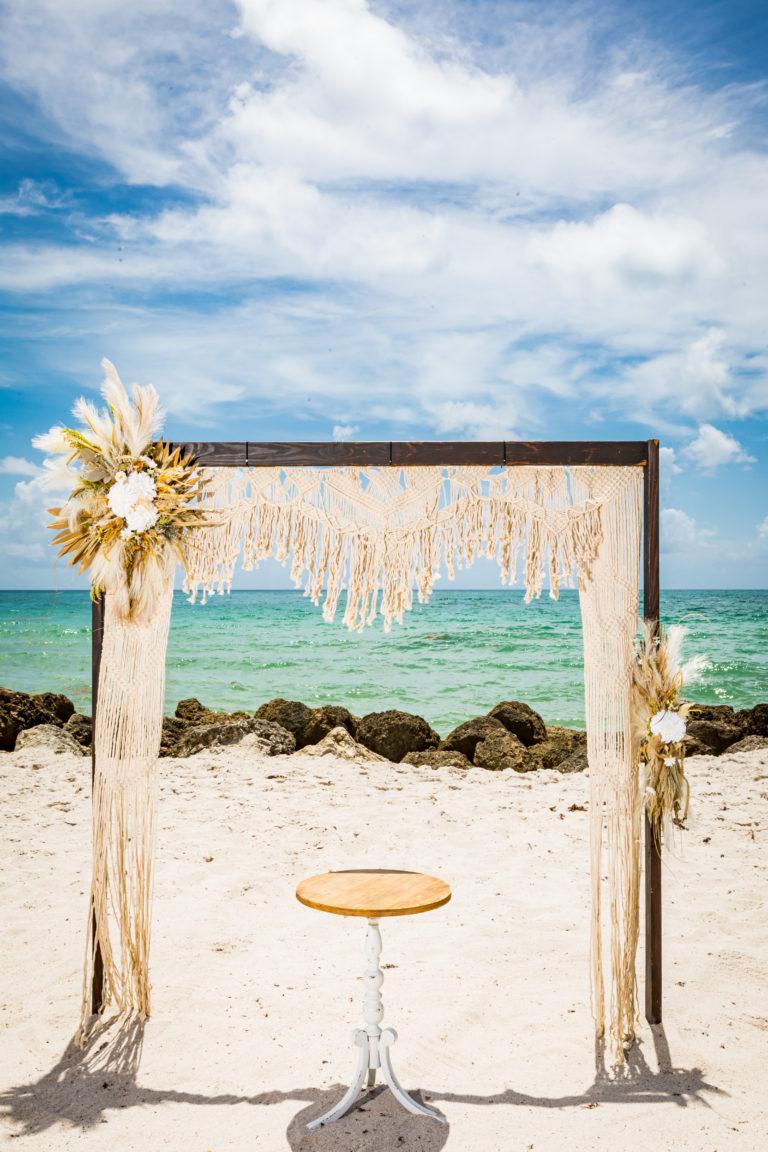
left=1, top=743, right=767, bottom=1151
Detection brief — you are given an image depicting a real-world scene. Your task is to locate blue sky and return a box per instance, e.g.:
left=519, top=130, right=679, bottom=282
left=1, top=0, right=767, bottom=590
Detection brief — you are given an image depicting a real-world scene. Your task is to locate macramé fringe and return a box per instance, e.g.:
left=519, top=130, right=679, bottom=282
left=77, top=562, right=174, bottom=1045
left=182, top=465, right=615, bottom=631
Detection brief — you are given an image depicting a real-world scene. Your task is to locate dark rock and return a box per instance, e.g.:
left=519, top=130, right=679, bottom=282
left=15, top=723, right=85, bottom=755
left=402, top=748, right=471, bottom=770
left=175, top=717, right=295, bottom=757
left=174, top=697, right=228, bottom=724
left=556, top=746, right=589, bottom=773
left=304, top=705, right=359, bottom=746
left=234, top=720, right=296, bottom=756
left=736, top=703, right=768, bottom=737
left=254, top=699, right=316, bottom=748
left=685, top=718, right=742, bottom=756
left=725, top=735, right=768, bottom=754
left=440, top=716, right=505, bottom=760
left=356, top=710, right=440, bottom=763
left=31, top=692, right=75, bottom=723
left=65, top=713, right=92, bottom=747
left=687, top=703, right=739, bottom=724
left=473, top=727, right=528, bottom=771
left=488, top=701, right=546, bottom=746
left=0, top=687, right=63, bottom=752
left=526, top=726, right=587, bottom=771
left=160, top=716, right=191, bottom=757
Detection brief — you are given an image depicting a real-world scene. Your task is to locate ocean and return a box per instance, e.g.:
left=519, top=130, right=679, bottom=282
left=1, top=589, right=766, bottom=735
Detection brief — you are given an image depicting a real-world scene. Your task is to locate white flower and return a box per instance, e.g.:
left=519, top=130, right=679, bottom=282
left=125, top=503, right=158, bottom=532
left=644, top=785, right=656, bottom=799
left=108, top=468, right=158, bottom=534
left=650, top=709, right=686, bottom=744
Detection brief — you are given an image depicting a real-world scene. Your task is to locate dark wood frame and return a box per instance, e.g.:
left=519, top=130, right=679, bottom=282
left=90, top=438, right=661, bottom=1024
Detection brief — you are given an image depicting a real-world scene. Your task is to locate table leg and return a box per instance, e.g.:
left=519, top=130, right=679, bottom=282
left=307, top=919, right=445, bottom=1129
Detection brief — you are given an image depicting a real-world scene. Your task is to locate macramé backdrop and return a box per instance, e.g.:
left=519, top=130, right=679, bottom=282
left=86, top=459, right=644, bottom=1059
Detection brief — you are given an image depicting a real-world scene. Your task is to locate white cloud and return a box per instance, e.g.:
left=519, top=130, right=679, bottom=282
left=0, top=455, right=41, bottom=477
left=659, top=445, right=682, bottom=485
left=529, top=204, right=720, bottom=289
left=332, top=423, right=359, bottom=441
left=0, top=0, right=766, bottom=442
left=682, top=423, right=756, bottom=470
left=758, top=516, right=768, bottom=541
left=4, top=540, right=46, bottom=561
left=661, top=507, right=717, bottom=553
left=0, top=178, right=66, bottom=217
left=423, top=399, right=518, bottom=439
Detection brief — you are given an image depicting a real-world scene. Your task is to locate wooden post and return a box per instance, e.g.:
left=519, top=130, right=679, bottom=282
left=90, top=593, right=105, bottom=1014
left=643, top=439, right=662, bottom=1024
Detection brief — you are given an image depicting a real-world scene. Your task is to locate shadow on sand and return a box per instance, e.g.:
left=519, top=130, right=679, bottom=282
left=0, top=1020, right=724, bottom=1150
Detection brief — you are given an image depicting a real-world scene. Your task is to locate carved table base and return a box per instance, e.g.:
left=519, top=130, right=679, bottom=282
left=307, top=919, right=445, bottom=1130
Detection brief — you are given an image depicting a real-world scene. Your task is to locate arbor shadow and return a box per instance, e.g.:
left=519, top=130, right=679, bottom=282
left=1, top=1021, right=722, bottom=1148
left=0, top=1018, right=262, bottom=1138
left=433, top=1027, right=726, bottom=1112
left=0, top=1018, right=448, bottom=1150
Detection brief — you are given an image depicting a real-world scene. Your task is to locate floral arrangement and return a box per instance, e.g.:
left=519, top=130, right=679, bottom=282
left=34, top=359, right=210, bottom=621
left=632, top=621, right=709, bottom=842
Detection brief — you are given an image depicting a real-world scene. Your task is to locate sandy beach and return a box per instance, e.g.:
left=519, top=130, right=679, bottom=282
left=1, top=742, right=767, bottom=1151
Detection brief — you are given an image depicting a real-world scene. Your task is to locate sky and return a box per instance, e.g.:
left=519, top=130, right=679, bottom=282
left=0, top=0, right=767, bottom=591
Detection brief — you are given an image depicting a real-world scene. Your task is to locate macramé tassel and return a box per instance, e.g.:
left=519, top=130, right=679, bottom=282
left=77, top=563, right=174, bottom=1044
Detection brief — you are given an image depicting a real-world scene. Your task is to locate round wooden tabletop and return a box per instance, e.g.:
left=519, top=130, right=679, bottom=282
left=296, top=869, right=451, bottom=919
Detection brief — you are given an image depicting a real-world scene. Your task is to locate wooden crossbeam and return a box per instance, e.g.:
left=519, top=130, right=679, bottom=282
left=174, top=440, right=649, bottom=467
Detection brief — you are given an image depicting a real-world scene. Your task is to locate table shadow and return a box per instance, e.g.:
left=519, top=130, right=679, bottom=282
left=287, top=1085, right=449, bottom=1150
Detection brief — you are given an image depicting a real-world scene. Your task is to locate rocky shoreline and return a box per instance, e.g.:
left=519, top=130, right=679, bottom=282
left=3, top=686, right=767, bottom=772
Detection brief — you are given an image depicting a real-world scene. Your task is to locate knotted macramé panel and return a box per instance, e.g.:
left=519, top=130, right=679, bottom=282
left=182, top=464, right=639, bottom=632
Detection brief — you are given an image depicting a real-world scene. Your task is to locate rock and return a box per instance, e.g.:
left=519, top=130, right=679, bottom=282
left=440, top=716, right=505, bottom=760
left=725, top=735, right=768, bottom=754
left=31, top=692, right=75, bottom=723
left=402, top=748, right=471, bottom=770
left=473, top=727, right=528, bottom=771
left=304, top=705, right=359, bottom=745
left=685, top=718, right=742, bottom=756
left=175, top=717, right=295, bottom=757
left=356, top=709, right=440, bottom=763
left=159, top=716, right=191, bottom=757
left=488, top=701, right=546, bottom=746
left=0, top=687, right=63, bottom=751
left=556, top=746, right=589, bottom=773
left=736, top=703, right=768, bottom=737
left=302, top=726, right=388, bottom=762
left=688, top=703, right=740, bottom=724
left=175, top=697, right=227, bottom=723
left=65, top=713, right=92, bottom=747
left=237, top=723, right=299, bottom=756
left=15, top=723, right=85, bottom=755
left=526, top=726, right=587, bottom=771
left=254, top=699, right=316, bottom=748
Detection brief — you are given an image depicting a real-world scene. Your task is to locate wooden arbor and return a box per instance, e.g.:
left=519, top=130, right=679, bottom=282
left=90, top=438, right=661, bottom=1024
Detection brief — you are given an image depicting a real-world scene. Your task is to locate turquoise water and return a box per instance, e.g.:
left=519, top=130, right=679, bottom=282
left=0, top=590, right=766, bottom=735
